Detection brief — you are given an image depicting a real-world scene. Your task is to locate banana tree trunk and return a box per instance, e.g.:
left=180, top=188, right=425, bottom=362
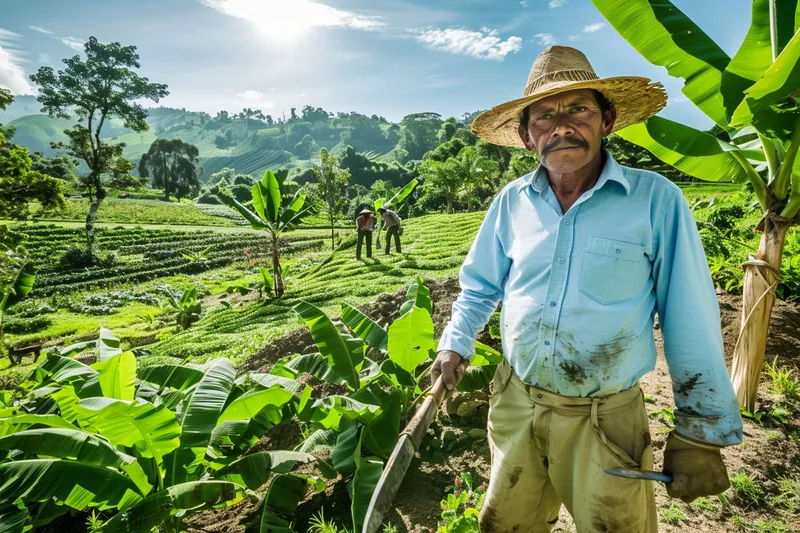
left=730, top=215, right=790, bottom=412
left=272, top=234, right=284, bottom=298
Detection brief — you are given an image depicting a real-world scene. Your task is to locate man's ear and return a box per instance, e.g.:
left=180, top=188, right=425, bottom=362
left=518, top=125, right=536, bottom=152
left=601, top=107, right=617, bottom=136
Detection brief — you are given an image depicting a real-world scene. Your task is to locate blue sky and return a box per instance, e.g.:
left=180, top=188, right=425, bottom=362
left=1, top=0, right=749, bottom=129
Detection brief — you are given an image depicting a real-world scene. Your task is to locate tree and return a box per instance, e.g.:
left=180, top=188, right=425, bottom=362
left=139, top=138, right=201, bottom=200
left=456, top=146, right=500, bottom=211
left=30, top=37, right=168, bottom=259
left=0, top=88, right=11, bottom=110
left=593, top=0, right=800, bottom=411
left=420, top=158, right=465, bottom=214
left=398, top=112, right=443, bottom=162
left=0, top=142, right=65, bottom=219
left=314, top=148, right=351, bottom=250
left=29, top=152, right=79, bottom=181
left=219, top=170, right=319, bottom=297
left=294, top=134, right=318, bottom=159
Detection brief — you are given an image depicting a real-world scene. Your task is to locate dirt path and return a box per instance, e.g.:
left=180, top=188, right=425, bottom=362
left=198, top=281, right=800, bottom=533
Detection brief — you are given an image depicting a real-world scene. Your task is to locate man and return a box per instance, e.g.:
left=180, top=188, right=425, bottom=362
left=355, top=208, right=376, bottom=260
left=378, top=206, right=402, bottom=255
left=432, top=46, right=742, bottom=533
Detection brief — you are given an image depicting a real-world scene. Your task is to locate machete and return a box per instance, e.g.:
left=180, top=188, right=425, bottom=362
left=362, top=361, right=468, bottom=533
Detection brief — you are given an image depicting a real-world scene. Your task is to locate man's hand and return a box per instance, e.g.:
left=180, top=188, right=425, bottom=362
left=663, top=432, right=730, bottom=503
left=431, top=350, right=466, bottom=390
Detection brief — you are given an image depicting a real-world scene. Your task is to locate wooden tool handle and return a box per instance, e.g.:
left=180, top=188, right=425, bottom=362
left=403, top=359, right=470, bottom=450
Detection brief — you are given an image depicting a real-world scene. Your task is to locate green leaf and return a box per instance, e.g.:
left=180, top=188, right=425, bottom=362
left=402, top=275, right=433, bottom=316
left=0, top=459, right=142, bottom=512
left=731, top=30, right=800, bottom=139
left=618, top=116, right=751, bottom=182
left=388, top=306, right=434, bottom=374
left=299, top=428, right=338, bottom=454
left=217, top=387, right=294, bottom=424
left=102, top=480, right=245, bottom=533
left=280, top=352, right=344, bottom=385
left=471, top=341, right=503, bottom=366
left=331, top=419, right=359, bottom=477
left=218, top=190, right=267, bottom=230
left=457, top=364, right=498, bottom=393
left=254, top=170, right=282, bottom=224
left=311, top=396, right=381, bottom=429
left=77, top=398, right=181, bottom=462
left=240, top=372, right=303, bottom=395
left=341, top=304, right=389, bottom=353
left=59, top=339, right=95, bottom=358
left=213, top=451, right=317, bottom=489
left=0, top=262, right=38, bottom=312
left=178, top=358, right=236, bottom=449
left=363, top=388, right=401, bottom=459
left=0, top=501, right=29, bottom=533
left=137, top=364, right=204, bottom=391
left=280, top=188, right=307, bottom=224
left=33, top=355, right=97, bottom=387
left=591, top=0, right=730, bottom=127
left=383, top=179, right=418, bottom=209
left=0, top=428, right=134, bottom=468
left=720, top=0, right=774, bottom=119
left=96, top=327, right=123, bottom=362
left=92, top=352, right=136, bottom=401
left=294, top=301, right=364, bottom=390
left=351, top=438, right=383, bottom=532
left=0, top=414, right=76, bottom=434
left=259, top=266, right=274, bottom=293
left=259, top=474, right=310, bottom=533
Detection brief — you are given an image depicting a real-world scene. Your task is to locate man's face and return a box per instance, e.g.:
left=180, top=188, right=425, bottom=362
left=518, top=89, right=616, bottom=174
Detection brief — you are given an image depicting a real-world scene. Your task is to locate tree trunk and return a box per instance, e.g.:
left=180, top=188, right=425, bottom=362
left=85, top=184, right=105, bottom=258
left=272, top=234, right=284, bottom=298
left=447, top=196, right=453, bottom=214
left=730, top=215, right=790, bottom=412
left=330, top=214, right=335, bottom=250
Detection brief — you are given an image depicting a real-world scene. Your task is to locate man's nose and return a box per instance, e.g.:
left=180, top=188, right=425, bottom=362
left=551, top=112, right=575, bottom=136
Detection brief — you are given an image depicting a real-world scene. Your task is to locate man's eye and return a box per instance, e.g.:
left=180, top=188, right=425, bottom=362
left=572, top=106, right=588, bottom=112
left=537, top=113, right=553, bottom=120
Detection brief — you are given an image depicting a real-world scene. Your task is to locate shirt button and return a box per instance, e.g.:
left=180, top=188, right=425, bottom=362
left=544, top=340, right=551, bottom=346
left=563, top=219, right=570, bottom=225
left=550, top=301, right=556, bottom=306
left=537, top=393, right=543, bottom=399
left=615, top=248, right=621, bottom=254
left=557, top=257, right=565, bottom=263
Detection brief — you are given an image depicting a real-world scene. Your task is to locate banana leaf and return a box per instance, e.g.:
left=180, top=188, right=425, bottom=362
left=299, top=428, right=338, bottom=454
left=457, top=364, right=498, bottom=393
left=0, top=501, right=28, bottom=533
left=238, top=372, right=303, bottom=395
left=618, top=116, right=753, bottom=182
left=77, top=397, right=181, bottom=462
left=178, top=358, right=235, bottom=449
left=0, top=428, right=134, bottom=467
left=259, top=474, right=310, bottom=533
left=102, top=480, right=245, bottom=533
left=219, top=191, right=267, bottom=230
left=96, top=327, right=123, bottom=362
left=294, top=301, right=364, bottom=390
left=331, top=419, right=359, bottom=477
left=32, top=355, right=97, bottom=387
left=0, top=459, right=143, bottom=511
left=0, top=414, right=76, bottom=434
left=92, top=352, right=136, bottom=401
left=341, top=303, right=388, bottom=353
left=388, top=306, right=434, bottom=374
left=310, top=396, right=381, bottom=429
left=399, top=275, right=433, bottom=316
left=253, top=170, right=282, bottom=224
left=591, top=0, right=731, bottom=127
left=363, top=388, right=402, bottom=459
left=213, top=451, right=319, bottom=489
left=278, top=352, right=344, bottom=385
left=137, top=364, right=204, bottom=391
left=216, top=387, right=294, bottom=424
left=471, top=341, right=503, bottom=366
left=351, top=434, right=384, bottom=531
left=0, top=262, right=38, bottom=313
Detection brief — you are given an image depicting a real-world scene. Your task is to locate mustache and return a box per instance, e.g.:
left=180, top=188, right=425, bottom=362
left=543, top=137, right=589, bottom=155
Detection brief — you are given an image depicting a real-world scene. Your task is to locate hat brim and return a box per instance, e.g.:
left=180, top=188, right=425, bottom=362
left=359, top=210, right=373, bottom=215
left=472, top=76, right=667, bottom=148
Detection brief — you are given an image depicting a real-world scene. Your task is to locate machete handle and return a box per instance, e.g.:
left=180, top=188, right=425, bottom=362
left=404, top=360, right=470, bottom=450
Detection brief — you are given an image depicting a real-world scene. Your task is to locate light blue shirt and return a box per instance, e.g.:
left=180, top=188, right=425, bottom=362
left=439, top=152, right=743, bottom=447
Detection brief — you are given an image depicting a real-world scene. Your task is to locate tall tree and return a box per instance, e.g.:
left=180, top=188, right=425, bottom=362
left=420, top=158, right=465, bottom=214
left=139, top=138, right=201, bottom=200
left=593, top=0, right=800, bottom=410
left=30, top=37, right=168, bottom=259
left=314, top=148, right=351, bottom=249
left=457, top=146, right=500, bottom=212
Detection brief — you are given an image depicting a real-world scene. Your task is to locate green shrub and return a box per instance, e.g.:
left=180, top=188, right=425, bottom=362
left=58, top=247, right=117, bottom=270
left=3, top=315, right=52, bottom=334
left=4, top=300, right=56, bottom=318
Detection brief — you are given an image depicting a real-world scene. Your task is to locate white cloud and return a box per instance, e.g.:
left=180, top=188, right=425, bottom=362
left=0, top=28, right=36, bottom=95
left=519, top=1, right=530, bottom=6
left=568, top=35, right=580, bottom=41
left=61, top=37, right=85, bottom=51
left=201, top=0, right=386, bottom=41
left=535, top=33, right=557, bottom=46
left=549, top=0, right=567, bottom=8
left=414, top=27, right=522, bottom=61
left=29, top=26, right=53, bottom=35
left=237, top=90, right=264, bottom=100
left=583, top=23, right=606, bottom=33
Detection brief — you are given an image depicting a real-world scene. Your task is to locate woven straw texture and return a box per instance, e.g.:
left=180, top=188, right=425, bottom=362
left=472, top=46, right=667, bottom=148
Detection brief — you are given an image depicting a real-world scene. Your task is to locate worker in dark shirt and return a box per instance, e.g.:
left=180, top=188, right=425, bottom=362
left=378, top=207, right=402, bottom=255
left=355, top=209, right=377, bottom=260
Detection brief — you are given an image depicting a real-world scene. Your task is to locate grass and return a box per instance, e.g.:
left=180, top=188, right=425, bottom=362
left=764, top=358, right=800, bottom=401
left=767, top=477, right=800, bottom=513
left=730, top=471, right=764, bottom=508
left=660, top=502, right=687, bottom=525
left=691, top=497, right=716, bottom=512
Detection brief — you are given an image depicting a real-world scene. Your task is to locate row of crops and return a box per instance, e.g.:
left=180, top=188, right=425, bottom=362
left=0, top=277, right=498, bottom=532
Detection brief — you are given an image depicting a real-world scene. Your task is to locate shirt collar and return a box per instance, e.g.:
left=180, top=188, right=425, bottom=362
left=522, top=149, right=631, bottom=197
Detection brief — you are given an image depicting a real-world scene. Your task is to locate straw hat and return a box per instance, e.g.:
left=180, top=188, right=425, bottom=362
left=472, top=46, right=667, bottom=148
left=359, top=209, right=374, bottom=215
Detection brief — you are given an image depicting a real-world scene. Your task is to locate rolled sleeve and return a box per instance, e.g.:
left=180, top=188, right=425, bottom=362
left=439, top=196, right=511, bottom=360
left=653, top=188, right=743, bottom=447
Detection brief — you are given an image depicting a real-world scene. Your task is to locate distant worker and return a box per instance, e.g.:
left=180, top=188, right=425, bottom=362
left=378, top=206, right=401, bottom=255
left=355, top=208, right=377, bottom=260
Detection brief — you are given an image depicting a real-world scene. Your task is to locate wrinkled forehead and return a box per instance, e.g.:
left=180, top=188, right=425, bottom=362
left=526, top=88, right=598, bottom=113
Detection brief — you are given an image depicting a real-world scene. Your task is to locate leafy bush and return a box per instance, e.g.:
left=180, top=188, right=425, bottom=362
left=58, top=247, right=117, bottom=270
left=2, top=314, right=52, bottom=334
left=68, top=290, right=160, bottom=315
left=195, top=191, right=221, bottom=204
left=4, top=299, right=56, bottom=318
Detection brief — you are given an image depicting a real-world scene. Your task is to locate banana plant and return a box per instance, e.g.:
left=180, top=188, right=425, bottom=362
left=0, top=261, right=37, bottom=346
left=374, top=179, right=418, bottom=247
left=593, top=0, right=800, bottom=411
left=219, top=170, right=320, bottom=298
left=161, top=286, right=202, bottom=330
left=0, top=327, right=327, bottom=533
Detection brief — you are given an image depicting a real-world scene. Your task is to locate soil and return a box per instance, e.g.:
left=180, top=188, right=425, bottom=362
left=193, top=282, right=800, bottom=533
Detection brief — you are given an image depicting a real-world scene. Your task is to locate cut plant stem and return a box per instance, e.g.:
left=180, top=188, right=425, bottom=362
left=774, top=122, right=800, bottom=209
left=731, top=152, right=768, bottom=211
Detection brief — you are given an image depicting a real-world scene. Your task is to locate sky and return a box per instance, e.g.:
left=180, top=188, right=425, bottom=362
left=0, top=0, right=751, bottom=129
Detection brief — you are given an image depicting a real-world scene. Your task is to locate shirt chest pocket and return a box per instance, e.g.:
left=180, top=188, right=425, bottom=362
left=579, top=237, right=650, bottom=305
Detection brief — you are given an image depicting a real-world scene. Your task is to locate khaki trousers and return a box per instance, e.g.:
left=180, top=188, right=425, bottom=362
left=480, top=361, right=657, bottom=533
